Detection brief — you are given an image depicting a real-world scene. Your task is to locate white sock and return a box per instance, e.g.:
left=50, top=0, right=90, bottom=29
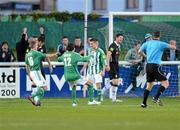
left=34, top=96, right=40, bottom=104
left=31, top=87, right=38, bottom=95
left=102, top=80, right=111, bottom=95
left=112, top=87, right=118, bottom=101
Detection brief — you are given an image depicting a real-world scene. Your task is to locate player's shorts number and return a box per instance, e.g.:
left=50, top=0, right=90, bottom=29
left=0, top=89, right=16, bottom=96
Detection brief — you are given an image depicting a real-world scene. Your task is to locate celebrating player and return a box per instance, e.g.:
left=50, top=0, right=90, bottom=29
left=81, top=38, right=106, bottom=103
left=25, top=37, right=53, bottom=106
left=139, top=31, right=176, bottom=108
left=57, top=43, right=98, bottom=107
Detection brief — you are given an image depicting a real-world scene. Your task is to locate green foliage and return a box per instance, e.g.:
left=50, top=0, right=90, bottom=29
left=3, top=11, right=102, bottom=22
left=47, top=11, right=71, bottom=22
left=10, top=14, right=18, bottom=21
left=71, top=12, right=84, bottom=21
left=31, top=12, right=47, bottom=22
left=20, top=14, right=27, bottom=21
left=88, top=13, right=101, bottom=20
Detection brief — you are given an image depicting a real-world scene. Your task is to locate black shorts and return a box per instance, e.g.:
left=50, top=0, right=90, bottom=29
left=108, top=63, right=119, bottom=80
left=146, top=63, right=167, bottom=82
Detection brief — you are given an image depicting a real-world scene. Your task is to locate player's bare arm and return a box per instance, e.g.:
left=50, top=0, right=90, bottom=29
left=106, top=50, right=112, bottom=71
left=80, top=62, right=89, bottom=75
left=45, top=57, right=53, bottom=73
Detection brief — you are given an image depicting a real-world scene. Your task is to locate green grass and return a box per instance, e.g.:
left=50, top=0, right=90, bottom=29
left=0, top=97, right=180, bottom=130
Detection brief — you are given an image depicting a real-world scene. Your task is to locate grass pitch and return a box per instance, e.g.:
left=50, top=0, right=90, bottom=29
left=0, top=97, right=180, bottom=130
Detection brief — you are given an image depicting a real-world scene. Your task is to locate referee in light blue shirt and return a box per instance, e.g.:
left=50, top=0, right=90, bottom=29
left=139, top=31, right=176, bottom=108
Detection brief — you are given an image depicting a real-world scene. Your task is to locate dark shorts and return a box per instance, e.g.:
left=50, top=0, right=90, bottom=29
left=108, top=63, right=119, bottom=80
left=41, top=67, right=46, bottom=79
left=146, top=63, right=167, bottom=82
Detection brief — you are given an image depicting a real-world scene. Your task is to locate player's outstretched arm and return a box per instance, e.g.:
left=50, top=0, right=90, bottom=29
left=80, top=62, right=88, bottom=75
left=46, top=53, right=58, bottom=59
left=45, top=57, right=53, bottom=73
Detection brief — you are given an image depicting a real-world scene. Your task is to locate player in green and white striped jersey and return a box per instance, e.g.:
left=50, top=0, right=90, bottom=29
left=81, top=38, right=106, bottom=103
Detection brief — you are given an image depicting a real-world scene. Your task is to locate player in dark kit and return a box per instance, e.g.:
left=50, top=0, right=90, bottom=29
left=139, top=31, right=176, bottom=108
left=102, top=33, right=124, bottom=102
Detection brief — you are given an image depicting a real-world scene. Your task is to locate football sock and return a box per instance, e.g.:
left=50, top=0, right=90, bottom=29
left=112, top=86, right=118, bottom=101
left=72, top=86, right=77, bottom=104
left=34, top=96, right=40, bottom=104
left=154, top=86, right=166, bottom=100
left=31, top=87, right=44, bottom=99
left=88, top=85, right=94, bottom=102
left=31, top=87, right=37, bottom=95
left=97, top=88, right=102, bottom=102
left=102, top=80, right=111, bottom=95
left=142, top=89, right=150, bottom=105
left=39, top=87, right=44, bottom=99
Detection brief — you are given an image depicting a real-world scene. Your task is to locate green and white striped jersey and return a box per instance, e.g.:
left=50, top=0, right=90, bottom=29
left=87, top=48, right=106, bottom=75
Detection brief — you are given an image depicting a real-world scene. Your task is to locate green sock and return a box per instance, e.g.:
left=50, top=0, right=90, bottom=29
left=72, top=87, right=77, bottom=104
left=31, top=87, right=44, bottom=100
left=39, top=87, right=44, bottom=100
left=88, top=85, right=94, bottom=102
left=97, top=88, right=102, bottom=102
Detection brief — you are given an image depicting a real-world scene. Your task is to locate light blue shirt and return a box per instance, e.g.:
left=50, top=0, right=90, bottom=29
left=140, top=40, right=169, bottom=64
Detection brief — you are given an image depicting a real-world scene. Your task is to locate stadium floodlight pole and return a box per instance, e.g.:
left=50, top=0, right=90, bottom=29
left=84, top=0, right=88, bottom=56
left=109, top=12, right=114, bottom=46
left=109, top=11, right=180, bottom=46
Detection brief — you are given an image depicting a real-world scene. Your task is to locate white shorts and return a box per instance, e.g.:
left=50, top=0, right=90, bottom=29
left=68, top=76, right=87, bottom=87
left=30, top=71, right=46, bottom=87
left=87, top=73, right=103, bottom=84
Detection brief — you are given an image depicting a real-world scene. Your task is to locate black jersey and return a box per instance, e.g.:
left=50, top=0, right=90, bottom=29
left=38, top=45, right=47, bottom=54
left=108, top=42, right=120, bottom=64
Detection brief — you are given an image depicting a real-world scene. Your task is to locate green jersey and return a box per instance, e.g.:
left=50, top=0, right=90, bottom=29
left=87, top=48, right=106, bottom=75
left=25, top=50, right=46, bottom=71
left=58, top=51, right=90, bottom=82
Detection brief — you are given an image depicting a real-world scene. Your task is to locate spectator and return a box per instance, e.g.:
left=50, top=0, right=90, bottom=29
left=162, top=40, right=180, bottom=61
left=0, top=41, right=16, bottom=62
left=16, top=27, right=29, bottom=61
left=38, top=27, right=46, bottom=53
left=57, top=36, right=69, bottom=56
left=125, top=41, right=143, bottom=91
left=39, top=27, right=45, bottom=43
left=74, top=36, right=84, bottom=55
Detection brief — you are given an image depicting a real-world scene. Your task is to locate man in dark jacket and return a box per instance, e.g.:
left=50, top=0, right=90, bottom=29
left=162, top=40, right=180, bottom=61
left=16, top=27, right=29, bottom=61
left=0, top=41, right=16, bottom=62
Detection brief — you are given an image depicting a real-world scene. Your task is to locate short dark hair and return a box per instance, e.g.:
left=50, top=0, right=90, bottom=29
left=116, top=33, right=124, bottom=38
left=134, top=41, right=141, bottom=46
left=90, top=38, right=98, bottom=42
left=66, top=43, right=75, bottom=51
left=75, top=36, right=81, bottom=39
left=154, top=31, right=160, bottom=38
left=38, top=36, right=45, bottom=43
left=1, top=41, right=8, bottom=46
left=62, top=36, right=68, bottom=39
